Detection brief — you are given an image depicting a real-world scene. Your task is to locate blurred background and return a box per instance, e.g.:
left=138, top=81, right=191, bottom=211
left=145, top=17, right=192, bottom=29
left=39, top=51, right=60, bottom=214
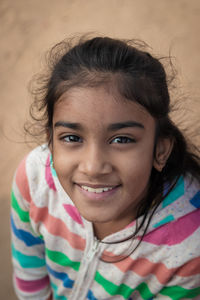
left=0, top=0, right=199, bottom=298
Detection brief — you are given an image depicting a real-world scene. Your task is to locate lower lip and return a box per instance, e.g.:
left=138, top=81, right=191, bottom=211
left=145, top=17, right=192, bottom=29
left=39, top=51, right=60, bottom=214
left=76, top=184, right=120, bottom=201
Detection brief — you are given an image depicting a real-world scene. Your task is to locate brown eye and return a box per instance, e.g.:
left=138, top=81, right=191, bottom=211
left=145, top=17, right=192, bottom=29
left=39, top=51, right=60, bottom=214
left=62, top=135, right=83, bottom=143
left=111, top=136, right=135, bottom=144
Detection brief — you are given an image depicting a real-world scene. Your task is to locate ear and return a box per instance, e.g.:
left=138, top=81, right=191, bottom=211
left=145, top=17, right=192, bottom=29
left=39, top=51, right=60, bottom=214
left=153, top=137, right=174, bottom=172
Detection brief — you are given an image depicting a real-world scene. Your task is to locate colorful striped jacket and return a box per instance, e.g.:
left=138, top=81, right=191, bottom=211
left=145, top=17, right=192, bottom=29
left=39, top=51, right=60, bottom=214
left=11, top=145, right=200, bottom=299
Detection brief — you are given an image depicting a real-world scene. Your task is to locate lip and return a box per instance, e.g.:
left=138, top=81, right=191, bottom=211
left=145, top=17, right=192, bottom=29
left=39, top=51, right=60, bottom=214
left=76, top=183, right=121, bottom=201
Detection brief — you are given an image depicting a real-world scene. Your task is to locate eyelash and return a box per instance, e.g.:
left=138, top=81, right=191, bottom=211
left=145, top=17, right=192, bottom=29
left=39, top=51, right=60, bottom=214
left=61, top=135, right=83, bottom=143
left=60, top=135, right=135, bottom=144
left=111, top=136, right=135, bottom=144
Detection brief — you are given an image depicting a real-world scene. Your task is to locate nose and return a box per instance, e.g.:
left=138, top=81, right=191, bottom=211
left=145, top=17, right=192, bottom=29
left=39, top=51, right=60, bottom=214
left=78, top=144, right=112, bottom=177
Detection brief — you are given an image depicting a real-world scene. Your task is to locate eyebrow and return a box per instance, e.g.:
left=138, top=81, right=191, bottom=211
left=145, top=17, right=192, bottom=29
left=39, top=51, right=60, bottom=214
left=108, top=121, right=144, bottom=131
left=54, top=121, right=82, bottom=130
left=54, top=121, right=144, bottom=131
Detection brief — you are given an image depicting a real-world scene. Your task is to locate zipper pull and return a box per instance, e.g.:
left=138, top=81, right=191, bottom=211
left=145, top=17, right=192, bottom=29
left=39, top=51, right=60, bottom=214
left=86, top=239, right=100, bottom=263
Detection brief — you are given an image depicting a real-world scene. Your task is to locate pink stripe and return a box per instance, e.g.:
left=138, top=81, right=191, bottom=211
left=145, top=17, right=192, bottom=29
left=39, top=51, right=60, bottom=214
left=45, top=155, right=56, bottom=191
left=30, top=202, right=85, bottom=250
left=142, top=209, right=200, bottom=245
left=15, top=156, right=31, bottom=203
left=176, top=256, right=200, bottom=276
left=15, top=275, right=50, bottom=292
left=63, top=204, right=83, bottom=225
left=102, top=251, right=200, bottom=284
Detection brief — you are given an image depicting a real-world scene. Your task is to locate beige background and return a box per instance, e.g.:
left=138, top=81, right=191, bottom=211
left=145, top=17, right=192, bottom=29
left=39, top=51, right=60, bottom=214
left=0, top=0, right=199, bottom=298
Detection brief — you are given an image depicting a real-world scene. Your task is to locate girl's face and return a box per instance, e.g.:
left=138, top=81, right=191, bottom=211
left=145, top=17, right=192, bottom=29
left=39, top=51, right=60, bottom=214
left=52, top=86, right=158, bottom=239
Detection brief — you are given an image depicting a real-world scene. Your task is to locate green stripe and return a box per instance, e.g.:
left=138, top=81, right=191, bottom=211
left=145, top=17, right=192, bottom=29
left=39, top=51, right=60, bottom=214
left=134, top=283, right=154, bottom=300
left=11, top=190, right=30, bottom=223
left=12, top=244, right=45, bottom=268
left=160, top=285, right=200, bottom=299
left=51, top=282, right=67, bottom=300
left=94, top=271, right=154, bottom=299
left=46, top=248, right=80, bottom=271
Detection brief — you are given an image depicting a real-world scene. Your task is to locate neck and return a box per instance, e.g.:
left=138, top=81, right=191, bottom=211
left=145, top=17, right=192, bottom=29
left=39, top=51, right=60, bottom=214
left=93, top=216, right=135, bottom=240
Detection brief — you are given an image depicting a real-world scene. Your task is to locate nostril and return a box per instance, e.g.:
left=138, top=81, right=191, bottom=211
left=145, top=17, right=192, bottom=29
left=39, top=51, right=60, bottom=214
left=78, top=156, right=112, bottom=176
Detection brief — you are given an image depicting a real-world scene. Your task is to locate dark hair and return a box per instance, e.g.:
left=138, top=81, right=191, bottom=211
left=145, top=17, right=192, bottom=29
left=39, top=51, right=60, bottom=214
left=28, top=35, right=200, bottom=258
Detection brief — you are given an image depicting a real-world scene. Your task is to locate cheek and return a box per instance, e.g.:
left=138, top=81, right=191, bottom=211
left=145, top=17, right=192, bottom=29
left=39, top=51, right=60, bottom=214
left=53, top=149, right=74, bottom=180
left=125, top=160, right=152, bottom=184
left=122, top=148, right=154, bottom=186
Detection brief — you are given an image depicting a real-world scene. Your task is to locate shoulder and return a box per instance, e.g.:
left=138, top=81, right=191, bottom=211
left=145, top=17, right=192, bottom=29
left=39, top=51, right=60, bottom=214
left=144, top=176, right=200, bottom=257
left=14, top=144, right=52, bottom=203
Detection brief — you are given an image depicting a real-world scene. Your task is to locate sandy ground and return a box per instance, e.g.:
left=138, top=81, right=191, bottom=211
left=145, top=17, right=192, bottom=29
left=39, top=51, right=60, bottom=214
left=0, top=0, right=199, bottom=298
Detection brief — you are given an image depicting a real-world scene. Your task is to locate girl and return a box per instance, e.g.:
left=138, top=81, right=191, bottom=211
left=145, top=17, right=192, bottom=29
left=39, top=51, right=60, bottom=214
left=11, top=36, right=200, bottom=300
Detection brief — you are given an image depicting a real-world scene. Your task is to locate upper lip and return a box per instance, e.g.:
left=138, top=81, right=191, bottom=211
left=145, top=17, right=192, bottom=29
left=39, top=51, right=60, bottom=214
left=76, top=183, right=120, bottom=188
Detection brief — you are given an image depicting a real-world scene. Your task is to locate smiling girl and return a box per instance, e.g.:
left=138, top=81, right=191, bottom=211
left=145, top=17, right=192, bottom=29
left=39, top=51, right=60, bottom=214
left=11, top=36, right=200, bottom=299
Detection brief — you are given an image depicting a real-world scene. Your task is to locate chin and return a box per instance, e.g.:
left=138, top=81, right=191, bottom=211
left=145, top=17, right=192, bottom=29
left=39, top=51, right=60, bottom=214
left=80, top=211, right=112, bottom=224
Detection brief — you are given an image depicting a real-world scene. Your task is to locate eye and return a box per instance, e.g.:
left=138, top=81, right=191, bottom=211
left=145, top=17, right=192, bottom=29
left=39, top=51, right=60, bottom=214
left=111, top=136, right=135, bottom=144
left=61, top=135, right=83, bottom=143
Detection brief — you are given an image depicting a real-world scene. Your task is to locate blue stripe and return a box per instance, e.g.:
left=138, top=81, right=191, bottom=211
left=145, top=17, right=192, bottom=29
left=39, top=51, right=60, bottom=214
left=12, top=244, right=45, bottom=268
left=162, top=176, right=184, bottom=208
left=190, top=191, right=200, bottom=208
left=87, top=289, right=98, bottom=300
left=11, top=215, right=44, bottom=246
left=153, top=215, right=174, bottom=228
left=47, top=265, right=97, bottom=299
left=50, top=154, right=58, bottom=177
left=47, top=264, right=74, bottom=288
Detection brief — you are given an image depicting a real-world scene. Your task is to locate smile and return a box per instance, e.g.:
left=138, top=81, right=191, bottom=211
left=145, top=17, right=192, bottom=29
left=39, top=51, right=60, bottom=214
left=80, top=185, right=114, bottom=193
left=76, top=183, right=120, bottom=201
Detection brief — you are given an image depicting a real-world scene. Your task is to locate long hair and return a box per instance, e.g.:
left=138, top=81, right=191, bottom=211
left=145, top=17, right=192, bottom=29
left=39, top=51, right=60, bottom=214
left=27, top=35, right=200, bottom=258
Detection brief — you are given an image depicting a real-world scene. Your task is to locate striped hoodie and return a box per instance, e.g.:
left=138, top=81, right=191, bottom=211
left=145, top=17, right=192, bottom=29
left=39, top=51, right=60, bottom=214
left=11, top=144, right=200, bottom=300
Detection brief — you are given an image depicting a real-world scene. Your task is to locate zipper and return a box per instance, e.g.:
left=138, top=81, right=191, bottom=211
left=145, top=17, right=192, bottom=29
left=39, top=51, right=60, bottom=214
left=85, top=238, right=100, bottom=264
left=69, top=238, right=100, bottom=300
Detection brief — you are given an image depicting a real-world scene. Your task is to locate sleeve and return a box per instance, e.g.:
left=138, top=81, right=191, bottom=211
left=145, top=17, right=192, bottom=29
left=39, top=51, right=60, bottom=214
left=154, top=237, right=200, bottom=299
left=156, top=259, right=200, bottom=299
left=10, top=156, right=53, bottom=300
left=156, top=210, right=200, bottom=299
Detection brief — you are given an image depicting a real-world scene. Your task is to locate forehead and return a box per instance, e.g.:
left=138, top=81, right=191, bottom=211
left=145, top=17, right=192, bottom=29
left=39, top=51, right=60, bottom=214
left=53, top=86, right=155, bottom=128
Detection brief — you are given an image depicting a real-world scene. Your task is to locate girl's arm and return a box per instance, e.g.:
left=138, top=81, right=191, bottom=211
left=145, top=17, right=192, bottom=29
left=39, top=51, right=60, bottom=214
left=154, top=256, right=200, bottom=299
left=11, top=157, right=52, bottom=299
left=157, top=276, right=200, bottom=299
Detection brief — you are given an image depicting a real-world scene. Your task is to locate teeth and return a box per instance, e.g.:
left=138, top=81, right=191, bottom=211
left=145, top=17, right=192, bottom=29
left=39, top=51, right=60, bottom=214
left=81, top=185, right=114, bottom=193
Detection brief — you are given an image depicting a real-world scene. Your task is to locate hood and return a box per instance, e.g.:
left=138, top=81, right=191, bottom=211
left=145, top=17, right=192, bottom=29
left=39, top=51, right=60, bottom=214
left=98, top=175, right=200, bottom=246
left=134, top=175, right=200, bottom=247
